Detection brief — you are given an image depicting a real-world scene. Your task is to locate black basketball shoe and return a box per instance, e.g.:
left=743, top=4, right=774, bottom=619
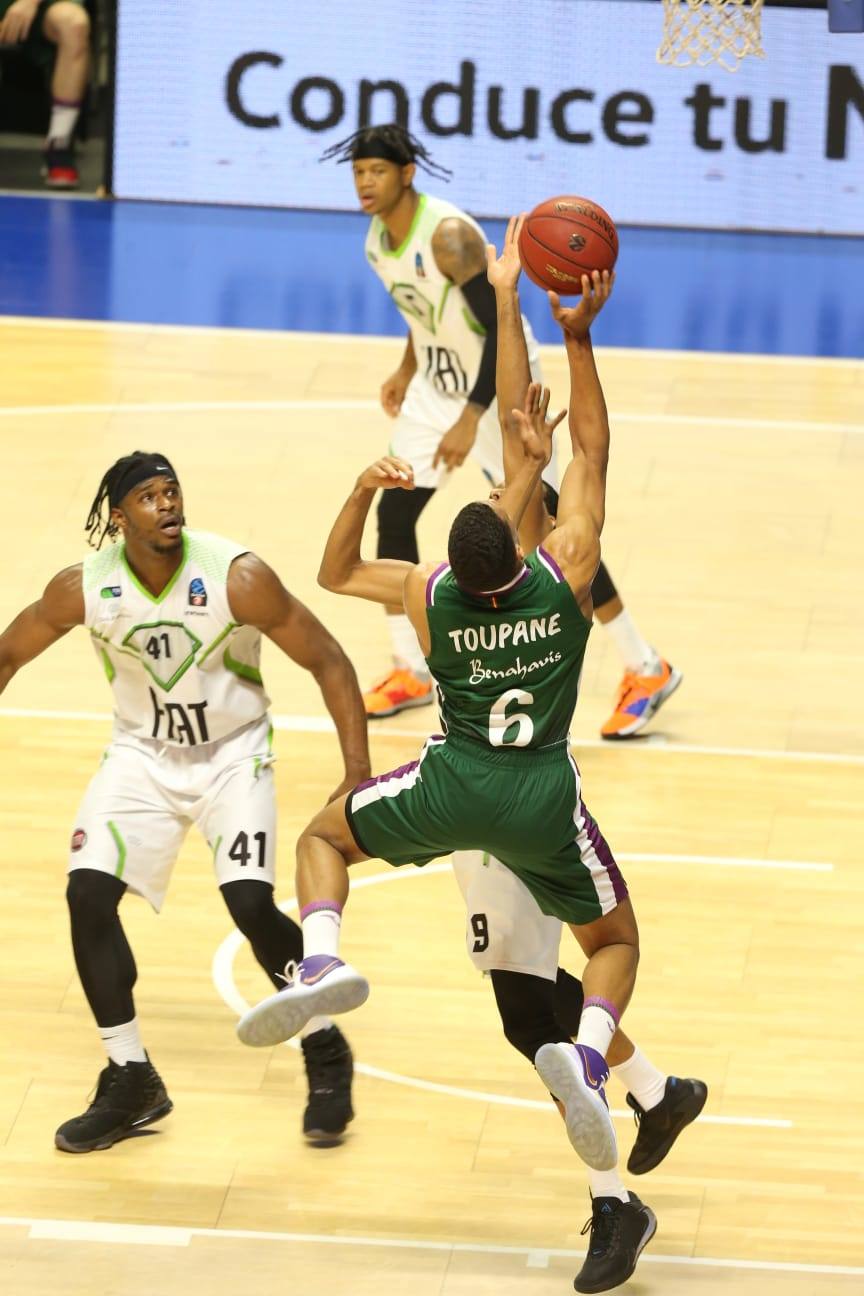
left=42, top=141, right=79, bottom=189
left=55, top=1056, right=173, bottom=1153
left=574, top=1192, right=657, bottom=1294
left=301, top=1024, right=354, bottom=1144
left=626, top=1075, right=708, bottom=1174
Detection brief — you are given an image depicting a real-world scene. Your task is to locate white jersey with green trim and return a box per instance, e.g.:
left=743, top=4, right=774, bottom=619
left=82, top=529, right=270, bottom=747
left=365, top=192, right=488, bottom=402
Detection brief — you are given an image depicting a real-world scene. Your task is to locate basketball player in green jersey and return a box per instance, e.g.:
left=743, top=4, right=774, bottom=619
left=450, top=220, right=704, bottom=1291
left=0, top=454, right=369, bottom=1152
left=239, top=255, right=641, bottom=1182
left=324, top=124, right=681, bottom=739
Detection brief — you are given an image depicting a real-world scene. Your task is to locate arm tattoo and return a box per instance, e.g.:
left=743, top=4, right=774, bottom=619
left=431, top=218, right=487, bottom=285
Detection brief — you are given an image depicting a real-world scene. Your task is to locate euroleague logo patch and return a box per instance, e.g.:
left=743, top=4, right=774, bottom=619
left=189, top=577, right=207, bottom=607
left=71, top=828, right=87, bottom=852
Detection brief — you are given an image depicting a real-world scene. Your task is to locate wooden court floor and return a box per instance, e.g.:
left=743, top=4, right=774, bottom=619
left=0, top=318, right=862, bottom=1294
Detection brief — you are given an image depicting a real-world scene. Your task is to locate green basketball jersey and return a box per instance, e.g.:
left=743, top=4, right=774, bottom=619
left=425, top=548, right=591, bottom=751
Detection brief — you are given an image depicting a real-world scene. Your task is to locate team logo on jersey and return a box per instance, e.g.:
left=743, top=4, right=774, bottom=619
left=71, top=828, right=87, bottom=852
left=100, top=586, right=122, bottom=599
left=568, top=234, right=587, bottom=251
left=188, top=578, right=207, bottom=607
left=415, top=252, right=426, bottom=278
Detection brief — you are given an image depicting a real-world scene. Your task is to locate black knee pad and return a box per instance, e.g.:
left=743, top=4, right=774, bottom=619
left=553, top=967, right=585, bottom=1038
left=66, top=869, right=126, bottom=932
left=376, top=486, right=435, bottom=562
left=220, top=879, right=281, bottom=935
left=590, top=560, right=618, bottom=610
left=490, top=969, right=572, bottom=1063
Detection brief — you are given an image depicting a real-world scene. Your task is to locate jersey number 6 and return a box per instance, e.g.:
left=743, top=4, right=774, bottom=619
left=488, top=689, right=534, bottom=748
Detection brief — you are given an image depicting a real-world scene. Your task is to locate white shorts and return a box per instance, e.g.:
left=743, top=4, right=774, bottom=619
left=392, top=334, right=557, bottom=491
left=451, top=850, right=563, bottom=981
left=68, top=716, right=276, bottom=911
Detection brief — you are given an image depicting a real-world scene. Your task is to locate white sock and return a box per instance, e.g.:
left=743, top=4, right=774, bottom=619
left=387, top=613, right=429, bottom=677
left=611, top=1046, right=668, bottom=1111
left=576, top=1001, right=619, bottom=1058
left=47, top=101, right=80, bottom=147
left=602, top=609, right=660, bottom=675
left=99, top=1018, right=147, bottom=1066
left=588, top=1168, right=630, bottom=1204
left=300, top=1016, right=333, bottom=1039
left=300, top=902, right=342, bottom=958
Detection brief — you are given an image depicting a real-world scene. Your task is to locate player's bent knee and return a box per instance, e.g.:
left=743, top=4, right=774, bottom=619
left=66, top=869, right=126, bottom=927
left=302, top=797, right=368, bottom=865
left=490, top=970, right=570, bottom=1064
left=220, top=878, right=278, bottom=935
left=46, top=4, right=91, bottom=44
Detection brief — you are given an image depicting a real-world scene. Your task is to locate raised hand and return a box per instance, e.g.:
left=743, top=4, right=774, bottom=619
left=357, top=456, right=415, bottom=492
left=510, top=382, right=566, bottom=466
left=486, top=214, right=525, bottom=292
left=548, top=269, right=615, bottom=341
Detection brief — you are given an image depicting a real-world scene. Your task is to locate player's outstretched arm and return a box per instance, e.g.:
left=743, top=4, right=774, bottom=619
left=549, top=271, right=614, bottom=530
left=318, top=457, right=417, bottom=606
left=0, top=565, right=85, bottom=695
left=486, top=213, right=548, bottom=551
left=228, top=555, right=370, bottom=800
left=496, top=384, right=565, bottom=534
left=544, top=272, right=614, bottom=606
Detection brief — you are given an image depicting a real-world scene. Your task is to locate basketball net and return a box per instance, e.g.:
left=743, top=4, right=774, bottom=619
left=657, top=0, right=765, bottom=73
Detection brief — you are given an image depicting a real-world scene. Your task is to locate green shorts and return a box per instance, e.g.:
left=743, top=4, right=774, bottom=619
left=0, top=0, right=86, bottom=71
left=346, top=733, right=628, bottom=926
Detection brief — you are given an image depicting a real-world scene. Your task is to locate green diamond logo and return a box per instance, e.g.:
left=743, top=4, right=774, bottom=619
left=122, top=621, right=202, bottom=691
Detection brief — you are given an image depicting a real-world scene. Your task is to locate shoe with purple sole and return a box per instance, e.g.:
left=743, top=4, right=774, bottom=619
left=534, top=1042, right=618, bottom=1171
left=236, top=956, right=369, bottom=1047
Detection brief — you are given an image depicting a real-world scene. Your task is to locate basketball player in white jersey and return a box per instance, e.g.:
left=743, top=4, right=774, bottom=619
left=323, top=124, right=681, bottom=738
left=0, top=452, right=370, bottom=1152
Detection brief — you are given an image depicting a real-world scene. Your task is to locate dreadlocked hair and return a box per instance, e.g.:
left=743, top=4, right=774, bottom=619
left=85, top=450, right=150, bottom=549
left=319, top=124, right=452, bottom=180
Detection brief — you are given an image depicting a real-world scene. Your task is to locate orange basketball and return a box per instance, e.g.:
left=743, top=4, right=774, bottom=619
left=518, top=196, right=619, bottom=295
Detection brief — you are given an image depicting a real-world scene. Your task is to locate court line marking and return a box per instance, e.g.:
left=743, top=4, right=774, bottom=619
left=1, top=705, right=862, bottom=769
left=3, top=313, right=862, bottom=368
left=2, top=1216, right=862, bottom=1276
left=211, top=863, right=793, bottom=1130
left=0, top=396, right=859, bottom=438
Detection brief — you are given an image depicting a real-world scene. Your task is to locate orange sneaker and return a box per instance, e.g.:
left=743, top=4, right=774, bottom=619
left=363, top=668, right=434, bottom=719
left=601, top=660, right=682, bottom=740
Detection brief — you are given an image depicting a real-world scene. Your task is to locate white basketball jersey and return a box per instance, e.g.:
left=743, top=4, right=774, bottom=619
left=82, top=530, right=270, bottom=747
left=365, top=192, right=488, bottom=402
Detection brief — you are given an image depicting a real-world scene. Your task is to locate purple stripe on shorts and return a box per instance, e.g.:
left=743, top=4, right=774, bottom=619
left=299, top=900, right=343, bottom=920
left=375, top=758, right=420, bottom=784
left=538, top=545, right=565, bottom=584
left=581, top=800, right=629, bottom=904
left=426, top=562, right=449, bottom=606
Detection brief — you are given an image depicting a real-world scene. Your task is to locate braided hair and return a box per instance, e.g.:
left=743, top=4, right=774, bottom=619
left=85, top=450, right=178, bottom=549
left=320, top=124, right=452, bottom=180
